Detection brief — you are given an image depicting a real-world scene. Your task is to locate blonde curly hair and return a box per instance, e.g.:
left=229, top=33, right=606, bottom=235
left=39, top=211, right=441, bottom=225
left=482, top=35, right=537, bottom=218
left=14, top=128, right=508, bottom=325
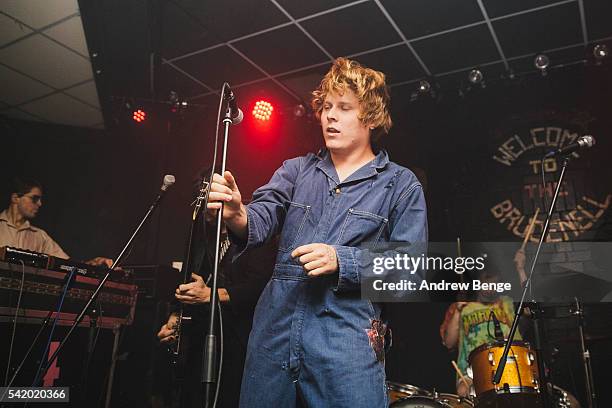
left=311, top=57, right=392, bottom=141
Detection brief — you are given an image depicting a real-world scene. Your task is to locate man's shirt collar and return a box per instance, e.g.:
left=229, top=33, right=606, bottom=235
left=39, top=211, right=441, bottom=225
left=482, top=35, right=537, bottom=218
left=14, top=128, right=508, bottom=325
left=0, top=210, right=37, bottom=231
left=315, top=148, right=389, bottom=184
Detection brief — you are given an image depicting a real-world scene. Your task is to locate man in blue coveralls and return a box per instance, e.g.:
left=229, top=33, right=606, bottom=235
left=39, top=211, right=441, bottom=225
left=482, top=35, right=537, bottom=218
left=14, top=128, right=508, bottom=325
left=207, top=57, right=428, bottom=407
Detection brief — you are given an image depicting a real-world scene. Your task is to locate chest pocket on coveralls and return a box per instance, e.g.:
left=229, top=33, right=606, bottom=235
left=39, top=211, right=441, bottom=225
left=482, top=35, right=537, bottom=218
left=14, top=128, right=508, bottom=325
left=336, top=208, right=388, bottom=246
left=278, top=201, right=311, bottom=252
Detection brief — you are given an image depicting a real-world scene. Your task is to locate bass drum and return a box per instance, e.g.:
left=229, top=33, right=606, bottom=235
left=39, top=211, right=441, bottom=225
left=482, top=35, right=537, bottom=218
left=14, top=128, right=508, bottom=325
left=391, top=394, right=474, bottom=408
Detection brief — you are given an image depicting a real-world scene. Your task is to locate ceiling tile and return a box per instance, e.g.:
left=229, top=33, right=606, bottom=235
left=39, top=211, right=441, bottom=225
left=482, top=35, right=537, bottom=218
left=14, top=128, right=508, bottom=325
left=277, top=64, right=330, bottom=102
left=300, top=1, right=401, bottom=56
left=43, top=15, right=89, bottom=57
left=89, top=0, right=150, bottom=97
left=0, top=64, right=55, bottom=105
left=0, top=34, right=93, bottom=89
left=2, top=0, right=79, bottom=29
left=160, top=1, right=225, bottom=59
left=156, top=63, right=212, bottom=99
left=176, top=0, right=288, bottom=41
left=1, top=107, right=47, bottom=122
left=20, top=93, right=103, bottom=128
left=353, top=44, right=425, bottom=84
left=380, top=0, right=483, bottom=39
left=483, top=0, right=564, bottom=18
left=275, top=0, right=357, bottom=19
left=173, top=45, right=266, bottom=90
left=584, top=0, right=612, bottom=40
left=493, top=2, right=583, bottom=58
left=161, top=0, right=289, bottom=59
left=233, top=25, right=329, bottom=75
left=235, top=79, right=298, bottom=110
left=0, top=13, right=33, bottom=47
left=412, top=24, right=500, bottom=74
left=63, top=80, right=101, bottom=108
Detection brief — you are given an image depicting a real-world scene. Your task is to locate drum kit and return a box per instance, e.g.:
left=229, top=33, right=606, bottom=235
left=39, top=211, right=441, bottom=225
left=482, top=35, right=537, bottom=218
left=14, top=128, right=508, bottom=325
left=388, top=340, right=581, bottom=408
left=387, top=381, right=473, bottom=407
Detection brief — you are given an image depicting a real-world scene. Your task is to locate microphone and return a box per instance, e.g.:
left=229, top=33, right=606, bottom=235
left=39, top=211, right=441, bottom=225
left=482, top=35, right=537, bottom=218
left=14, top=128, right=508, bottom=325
left=544, top=135, right=596, bottom=158
left=224, top=85, right=244, bottom=125
left=161, top=174, right=176, bottom=191
left=151, top=174, right=175, bottom=209
left=491, top=311, right=504, bottom=342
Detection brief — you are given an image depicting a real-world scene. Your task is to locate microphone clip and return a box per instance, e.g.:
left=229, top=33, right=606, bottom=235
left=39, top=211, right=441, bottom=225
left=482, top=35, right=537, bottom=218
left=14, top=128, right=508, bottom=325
left=223, top=83, right=243, bottom=125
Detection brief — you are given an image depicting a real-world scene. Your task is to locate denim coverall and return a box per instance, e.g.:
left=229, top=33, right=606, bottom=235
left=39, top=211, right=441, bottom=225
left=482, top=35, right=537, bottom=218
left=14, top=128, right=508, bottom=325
left=237, top=149, right=428, bottom=407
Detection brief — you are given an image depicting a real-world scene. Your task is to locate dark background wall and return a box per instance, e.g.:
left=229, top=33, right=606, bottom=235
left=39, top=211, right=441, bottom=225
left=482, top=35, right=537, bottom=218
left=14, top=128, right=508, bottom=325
left=2, top=62, right=611, bottom=404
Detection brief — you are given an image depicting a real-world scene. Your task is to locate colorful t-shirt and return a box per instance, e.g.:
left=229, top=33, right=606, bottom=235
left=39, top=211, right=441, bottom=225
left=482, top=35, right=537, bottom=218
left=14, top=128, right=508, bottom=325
left=459, top=297, right=520, bottom=375
left=440, top=297, right=520, bottom=377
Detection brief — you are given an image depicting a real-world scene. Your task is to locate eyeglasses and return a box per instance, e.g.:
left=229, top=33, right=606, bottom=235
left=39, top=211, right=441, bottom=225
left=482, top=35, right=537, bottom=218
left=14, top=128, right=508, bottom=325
left=23, top=194, right=42, bottom=204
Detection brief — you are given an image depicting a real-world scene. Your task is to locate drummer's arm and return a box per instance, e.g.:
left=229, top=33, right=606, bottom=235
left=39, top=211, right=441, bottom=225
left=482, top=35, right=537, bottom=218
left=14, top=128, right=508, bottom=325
left=441, top=302, right=466, bottom=349
left=513, top=248, right=528, bottom=286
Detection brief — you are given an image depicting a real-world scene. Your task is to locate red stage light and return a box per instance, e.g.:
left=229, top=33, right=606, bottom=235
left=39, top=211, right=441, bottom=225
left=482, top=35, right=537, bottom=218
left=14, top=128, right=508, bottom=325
left=132, top=109, right=146, bottom=123
left=252, top=100, right=273, bottom=121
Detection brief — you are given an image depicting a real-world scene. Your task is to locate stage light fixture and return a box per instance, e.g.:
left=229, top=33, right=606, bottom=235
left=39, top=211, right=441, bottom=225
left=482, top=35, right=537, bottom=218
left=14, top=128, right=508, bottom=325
left=293, top=104, right=306, bottom=118
left=252, top=100, right=274, bottom=121
left=417, top=80, right=431, bottom=94
left=593, top=44, right=609, bottom=64
left=410, top=79, right=437, bottom=102
left=169, top=90, right=188, bottom=113
left=468, top=69, right=485, bottom=87
left=132, top=109, right=146, bottom=123
left=534, top=54, right=549, bottom=75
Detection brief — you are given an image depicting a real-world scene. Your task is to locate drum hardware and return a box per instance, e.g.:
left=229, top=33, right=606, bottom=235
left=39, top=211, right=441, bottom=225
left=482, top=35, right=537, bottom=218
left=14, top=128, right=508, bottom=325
left=549, top=384, right=581, bottom=408
left=387, top=382, right=474, bottom=407
left=571, top=298, right=597, bottom=408
left=387, top=381, right=431, bottom=404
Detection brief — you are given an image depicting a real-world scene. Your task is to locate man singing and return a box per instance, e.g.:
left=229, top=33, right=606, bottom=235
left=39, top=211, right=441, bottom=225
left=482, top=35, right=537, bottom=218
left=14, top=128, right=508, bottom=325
left=207, top=58, right=428, bottom=407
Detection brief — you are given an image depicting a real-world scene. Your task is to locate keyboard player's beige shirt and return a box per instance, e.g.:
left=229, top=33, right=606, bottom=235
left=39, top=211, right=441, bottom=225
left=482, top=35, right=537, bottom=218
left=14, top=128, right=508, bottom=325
left=0, top=210, right=68, bottom=259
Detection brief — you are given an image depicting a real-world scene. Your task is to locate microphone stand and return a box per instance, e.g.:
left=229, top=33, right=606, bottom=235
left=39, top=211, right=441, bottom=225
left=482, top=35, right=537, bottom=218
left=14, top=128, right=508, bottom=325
left=34, top=180, right=173, bottom=388
left=573, top=297, right=597, bottom=407
left=492, top=156, right=573, bottom=408
left=201, top=103, right=234, bottom=408
left=79, top=301, right=100, bottom=404
left=3, top=313, right=51, bottom=386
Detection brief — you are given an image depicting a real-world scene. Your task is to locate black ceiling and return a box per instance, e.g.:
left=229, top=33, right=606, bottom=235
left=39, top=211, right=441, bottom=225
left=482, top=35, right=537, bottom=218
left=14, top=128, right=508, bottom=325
left=88, top=0, right=612, bottom=119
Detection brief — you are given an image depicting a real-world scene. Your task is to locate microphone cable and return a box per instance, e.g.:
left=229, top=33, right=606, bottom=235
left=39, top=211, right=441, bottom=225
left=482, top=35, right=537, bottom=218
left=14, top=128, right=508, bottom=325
left=201, top=82, right=231, bottom=408
left=1, top=260, right=27, bottom=403
left=31, top=267, right=76, bottom=387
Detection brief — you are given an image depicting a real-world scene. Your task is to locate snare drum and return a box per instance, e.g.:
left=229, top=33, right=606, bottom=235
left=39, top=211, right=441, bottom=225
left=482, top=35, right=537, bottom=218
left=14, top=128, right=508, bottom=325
left=468, top=341, right=539, bottom=396
left=435, top=393, right=474, bottom=408
left=387, top=381, right=430, bottom=404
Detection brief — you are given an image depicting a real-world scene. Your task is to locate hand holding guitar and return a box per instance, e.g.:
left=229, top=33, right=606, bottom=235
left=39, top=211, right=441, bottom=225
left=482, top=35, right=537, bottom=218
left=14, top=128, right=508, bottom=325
left=174, top=273, right=230, bottom=304
left=157, top=313, right=178, bottom=344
